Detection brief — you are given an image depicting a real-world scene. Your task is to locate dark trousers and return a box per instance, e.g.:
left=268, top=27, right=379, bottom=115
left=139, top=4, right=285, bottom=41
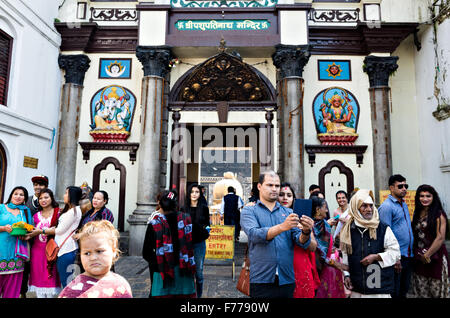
left=224, top=213, right=240, bottom=240
left=250, top=276, right=295, bottom=298
left=391, top=256, right=412, bottom=298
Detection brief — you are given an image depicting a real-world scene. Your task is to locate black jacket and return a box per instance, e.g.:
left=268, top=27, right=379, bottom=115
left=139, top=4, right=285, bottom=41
left=348, top=221, right=395, bottom=295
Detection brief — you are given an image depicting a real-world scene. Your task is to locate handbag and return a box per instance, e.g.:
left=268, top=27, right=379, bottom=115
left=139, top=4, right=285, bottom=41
left=236, top=245, right=250, bottom=296
left=45, top=229, right=76, bottom=263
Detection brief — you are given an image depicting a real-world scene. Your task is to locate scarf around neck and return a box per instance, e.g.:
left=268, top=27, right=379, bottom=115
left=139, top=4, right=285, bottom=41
left=150, top=211, right=196, bottom=285
left=339, top=189, right=380, bottom=255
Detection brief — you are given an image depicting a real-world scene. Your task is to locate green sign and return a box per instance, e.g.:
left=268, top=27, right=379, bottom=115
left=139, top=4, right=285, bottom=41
left=176, top=19, right=271, bottom=31
left=171, top=0, right=277, bottom=8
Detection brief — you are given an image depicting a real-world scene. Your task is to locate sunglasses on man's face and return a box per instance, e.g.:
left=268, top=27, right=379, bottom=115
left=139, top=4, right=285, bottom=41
left=397, top=184, right=409, bottom=190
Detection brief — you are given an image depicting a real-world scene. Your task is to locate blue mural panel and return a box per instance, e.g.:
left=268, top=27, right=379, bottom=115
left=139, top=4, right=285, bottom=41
left=318, top=60, right=351, bottom=81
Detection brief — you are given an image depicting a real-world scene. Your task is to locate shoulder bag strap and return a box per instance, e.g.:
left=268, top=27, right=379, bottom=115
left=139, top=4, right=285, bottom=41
left=59, top=228, right=77, bottom=249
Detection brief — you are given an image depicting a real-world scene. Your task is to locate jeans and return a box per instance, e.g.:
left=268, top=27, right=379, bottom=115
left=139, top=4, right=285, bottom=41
left=56, top=250, right=78, bottom=288
left=193, top=241, right=206, bottom=284
left=250, top=276, right=295, bottom=298
left=193, top=241, right=206, bottom=297
left=391, top=256, right=412, bottom=298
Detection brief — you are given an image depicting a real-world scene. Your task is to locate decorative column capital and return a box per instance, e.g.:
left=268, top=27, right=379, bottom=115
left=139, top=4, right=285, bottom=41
left=363, top=55, right=399, bottom=88
left=272, top=44, right=311, bottom=78
left=136, top=45, right=173, bottom=78
left=58, top=54, right=91, bottom=85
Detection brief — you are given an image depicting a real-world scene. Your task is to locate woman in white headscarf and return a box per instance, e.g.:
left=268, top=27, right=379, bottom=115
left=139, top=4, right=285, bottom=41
left=339, top=189, right=401, bottom=298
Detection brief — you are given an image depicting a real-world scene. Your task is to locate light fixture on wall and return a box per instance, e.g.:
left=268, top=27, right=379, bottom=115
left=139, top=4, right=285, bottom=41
left=77, top=2, right=87, bottom=20
left=363, top=4, right=381, bottom=22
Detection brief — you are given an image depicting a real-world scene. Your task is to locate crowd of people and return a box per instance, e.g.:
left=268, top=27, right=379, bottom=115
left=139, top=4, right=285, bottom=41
left=0, top=171, right=448, bottom=299
left=0, top=175, right=131, bottom=298
left=241, top=171, right=449, bottom=298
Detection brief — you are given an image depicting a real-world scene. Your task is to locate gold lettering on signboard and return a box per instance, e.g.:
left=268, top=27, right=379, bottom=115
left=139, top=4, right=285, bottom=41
left=23, top=156, right=38, bottom=169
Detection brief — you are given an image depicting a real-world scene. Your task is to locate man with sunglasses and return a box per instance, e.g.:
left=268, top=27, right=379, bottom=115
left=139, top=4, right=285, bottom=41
left=378, top=174, right=414, bottom=298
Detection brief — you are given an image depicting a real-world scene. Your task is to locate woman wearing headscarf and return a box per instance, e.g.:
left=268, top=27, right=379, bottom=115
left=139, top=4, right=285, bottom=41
left=339, top=189, right=401, bottom=298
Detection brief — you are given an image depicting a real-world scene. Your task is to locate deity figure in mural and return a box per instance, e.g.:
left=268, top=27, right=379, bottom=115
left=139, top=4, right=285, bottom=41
left=92, top=87, right=131, bottom=131
left=313, top=87, right=359, bottom=145
left=105, top=61, right=126, bottom=78
left=321, top=92, right=355, bottom=134
left=89, top=85, right=136, bottom=142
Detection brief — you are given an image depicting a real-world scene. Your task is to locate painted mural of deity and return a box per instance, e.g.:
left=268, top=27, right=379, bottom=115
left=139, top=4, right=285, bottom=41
left=89, top=85, right=136, bottom=142
left=313, top=87, right=360, bottom=145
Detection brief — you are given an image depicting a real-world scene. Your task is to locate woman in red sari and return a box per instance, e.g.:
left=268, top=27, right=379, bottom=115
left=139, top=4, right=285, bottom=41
left=278, top=183, right=320, bottom=298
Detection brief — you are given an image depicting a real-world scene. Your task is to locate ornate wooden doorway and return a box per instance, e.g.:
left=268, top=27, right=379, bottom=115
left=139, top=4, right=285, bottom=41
left=168, top=50, right=276, bottom=208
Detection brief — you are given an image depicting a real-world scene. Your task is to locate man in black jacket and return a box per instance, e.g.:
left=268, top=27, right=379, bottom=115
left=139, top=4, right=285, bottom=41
left=339, top=189, right=401, bottom=298
left=220, top=186, right=243, bottom=241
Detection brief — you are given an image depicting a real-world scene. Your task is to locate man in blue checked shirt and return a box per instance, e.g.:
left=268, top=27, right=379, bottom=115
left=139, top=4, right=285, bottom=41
left=240, top=171, right=315, bottom=298
left=378, top=174, right=414, bottom=298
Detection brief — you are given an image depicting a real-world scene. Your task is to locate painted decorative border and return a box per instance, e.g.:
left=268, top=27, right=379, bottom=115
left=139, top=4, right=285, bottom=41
left=171, top=0, right=278, bottom=8
left=98, top=58, right=132, bottom=79
left=317, top=60, right=352, bottom=81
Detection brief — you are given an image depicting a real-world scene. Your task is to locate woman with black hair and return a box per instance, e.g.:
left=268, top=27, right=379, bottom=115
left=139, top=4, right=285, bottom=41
left=80, top=190, right=114, bottom=228
left=278, top=183, right=319, bottom=298
left=142, top=189, right=196, bottom=298
left=36, top=186, right=83, bottom=288
left=26, top=189, right=61, bottom=297
left=409, top=184, right=449, bottom=298
left=0, top=186, right=33, bottom=298
left=183, top=184, right=210, bottom=298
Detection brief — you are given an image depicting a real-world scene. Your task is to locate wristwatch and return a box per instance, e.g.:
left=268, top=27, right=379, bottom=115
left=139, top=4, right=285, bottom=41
left=42, top=228, right=46, bottom=235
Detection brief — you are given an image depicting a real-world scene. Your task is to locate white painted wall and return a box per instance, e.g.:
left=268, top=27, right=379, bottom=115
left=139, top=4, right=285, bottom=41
left=412, top=20, right=450, bottom=212
left=390, top=35, right=422, bottom=189
left=0, top=0, right=61, bottom=199
left=74, top=53, right=143, bottom=231
left=302, top=55, right=375, bottom=203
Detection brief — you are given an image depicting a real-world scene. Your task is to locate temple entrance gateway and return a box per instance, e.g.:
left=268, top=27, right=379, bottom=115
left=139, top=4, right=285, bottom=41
left=169, top=49, right=277, bottom=209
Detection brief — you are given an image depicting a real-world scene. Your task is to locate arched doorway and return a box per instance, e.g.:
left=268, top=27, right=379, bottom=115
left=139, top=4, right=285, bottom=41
left=92, top=157, right=127, bottom=231
left=168, top=51, right=276, bottom=208
left=0, top=143, right=6, bottom=203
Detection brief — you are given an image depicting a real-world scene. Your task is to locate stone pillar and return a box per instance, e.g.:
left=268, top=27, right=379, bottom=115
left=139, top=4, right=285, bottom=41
left=127, top=46, right=172, bottom=256
left=260, top=110, right=274, bottom=171
left=363, top=55, right=399, bottom=205
left=272, top=44, right=311, bottom=198
left=55, top=54, right=91, bottom=202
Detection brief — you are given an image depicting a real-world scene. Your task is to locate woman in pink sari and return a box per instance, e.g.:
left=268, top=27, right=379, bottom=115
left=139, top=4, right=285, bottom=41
left=312, top=196, right=346, bottom=298
left=26, top=189, right=61, bottom=297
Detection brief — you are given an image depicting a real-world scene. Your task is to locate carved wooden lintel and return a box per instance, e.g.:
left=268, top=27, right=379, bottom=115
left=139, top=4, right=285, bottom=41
left=305, top=144, right=368, bottom=167
left=79, top=142, right=139, bottom=164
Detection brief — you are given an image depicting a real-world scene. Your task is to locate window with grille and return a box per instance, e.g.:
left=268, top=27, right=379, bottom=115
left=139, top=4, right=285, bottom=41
left=0, top=29, right=12, bottom=106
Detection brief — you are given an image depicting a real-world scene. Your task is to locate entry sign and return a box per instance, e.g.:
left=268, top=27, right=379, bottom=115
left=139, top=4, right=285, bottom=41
left=205, top=225, right=235, bottom=260
left=379, top=190, right=416, bottom=220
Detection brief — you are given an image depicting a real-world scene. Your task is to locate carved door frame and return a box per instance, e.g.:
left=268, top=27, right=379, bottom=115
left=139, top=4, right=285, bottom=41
left=92, top=157, right=126, bottom=232
left=318, top=160, right=354, bottom=197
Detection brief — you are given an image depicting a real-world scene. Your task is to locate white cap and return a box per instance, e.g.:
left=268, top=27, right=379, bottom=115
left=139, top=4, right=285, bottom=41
left=363, top=196, right=374, bottom=205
